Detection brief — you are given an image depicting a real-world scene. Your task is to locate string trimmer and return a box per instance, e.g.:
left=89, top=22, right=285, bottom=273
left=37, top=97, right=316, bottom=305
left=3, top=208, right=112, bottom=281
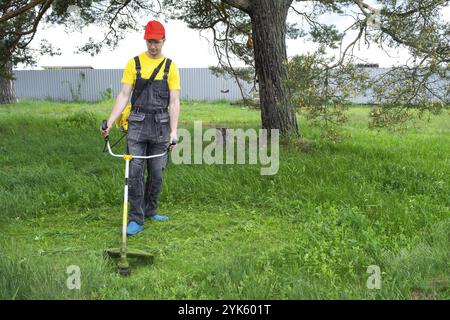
left=101, top=120, right=176, bottom=276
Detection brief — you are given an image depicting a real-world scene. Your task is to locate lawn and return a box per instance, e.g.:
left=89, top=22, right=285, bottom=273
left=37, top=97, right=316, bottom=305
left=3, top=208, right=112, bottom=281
left=0, top=99, right=449, bottom=299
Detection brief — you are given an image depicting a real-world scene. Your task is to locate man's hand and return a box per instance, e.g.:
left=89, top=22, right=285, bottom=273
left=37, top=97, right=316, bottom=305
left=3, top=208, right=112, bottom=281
left=101, top=124, right=111, bottom=139
left=169, top=130, right=177, bottom=150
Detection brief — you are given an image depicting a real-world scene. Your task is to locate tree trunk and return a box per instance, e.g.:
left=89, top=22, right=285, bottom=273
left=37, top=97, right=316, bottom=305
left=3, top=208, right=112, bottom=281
left=0, top=61, right=16, bottom=104
left=250, top=0, right=299, bottom=136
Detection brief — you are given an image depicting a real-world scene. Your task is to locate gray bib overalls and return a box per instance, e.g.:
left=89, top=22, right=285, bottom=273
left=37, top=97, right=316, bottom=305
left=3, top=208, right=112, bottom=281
left=127, top=56, right=172, bottom=225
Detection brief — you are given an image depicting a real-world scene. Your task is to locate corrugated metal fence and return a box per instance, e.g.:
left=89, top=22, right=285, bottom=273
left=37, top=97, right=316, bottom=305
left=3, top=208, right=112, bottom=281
left=13, top=68, right=254, bottom=102
left=12, top=67, right=448, bottom=104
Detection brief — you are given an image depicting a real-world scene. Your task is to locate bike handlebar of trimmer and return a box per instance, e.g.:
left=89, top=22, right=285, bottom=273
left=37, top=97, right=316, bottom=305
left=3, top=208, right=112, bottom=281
left=101, top=120, right=177, bottom=159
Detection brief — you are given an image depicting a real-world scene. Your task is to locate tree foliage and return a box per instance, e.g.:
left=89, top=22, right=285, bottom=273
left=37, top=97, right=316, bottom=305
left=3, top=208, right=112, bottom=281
left=1, top=1, right=58, bottom=80
left=161, top=0, right=449, bottom=136
left=0, top=0, right=161, bottom=79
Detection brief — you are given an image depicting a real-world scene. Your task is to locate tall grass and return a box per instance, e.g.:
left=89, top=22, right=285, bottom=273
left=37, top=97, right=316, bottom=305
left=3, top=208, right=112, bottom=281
left=0, top=100, right=448, bottom=299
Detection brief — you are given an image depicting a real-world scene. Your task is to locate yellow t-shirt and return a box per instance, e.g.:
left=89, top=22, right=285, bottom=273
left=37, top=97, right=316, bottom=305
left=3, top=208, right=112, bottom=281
left=121, top=52, right=181, bottom=90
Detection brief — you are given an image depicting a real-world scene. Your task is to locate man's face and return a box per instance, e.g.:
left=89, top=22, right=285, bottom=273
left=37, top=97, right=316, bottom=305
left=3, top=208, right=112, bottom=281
left=146, top=39, right=164, bottom=56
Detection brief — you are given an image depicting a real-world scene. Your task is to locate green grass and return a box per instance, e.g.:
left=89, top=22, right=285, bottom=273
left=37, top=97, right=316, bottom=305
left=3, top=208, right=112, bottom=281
left=0, top=99, right=449, bottom=299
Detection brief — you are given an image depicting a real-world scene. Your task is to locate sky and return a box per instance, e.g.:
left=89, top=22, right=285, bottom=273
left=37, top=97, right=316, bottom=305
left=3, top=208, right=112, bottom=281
left=16, top=2, right=449, bottom=70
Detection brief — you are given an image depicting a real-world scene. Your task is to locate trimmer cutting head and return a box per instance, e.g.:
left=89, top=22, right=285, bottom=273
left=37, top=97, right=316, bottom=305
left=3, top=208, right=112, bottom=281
left=104, top=248, right=154, bottom=276
left=117, top=258, right=130, bottom=276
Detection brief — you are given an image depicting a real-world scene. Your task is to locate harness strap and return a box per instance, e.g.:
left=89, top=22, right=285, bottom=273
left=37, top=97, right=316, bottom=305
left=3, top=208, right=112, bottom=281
left=163, top=58, right=172, bottom=81
left=131, top=57, right=166, bottom=106
left=134, top=56, right=141, bottom=80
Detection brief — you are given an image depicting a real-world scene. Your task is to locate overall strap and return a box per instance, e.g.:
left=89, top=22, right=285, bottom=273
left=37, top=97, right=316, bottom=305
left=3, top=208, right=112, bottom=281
left=134, top=56, right=141, bottom=80
left=163, top=58, right=172, bottom=81
left=131, top=58, right=167, bottom=106
left=149, top=58, right=166, bottom=83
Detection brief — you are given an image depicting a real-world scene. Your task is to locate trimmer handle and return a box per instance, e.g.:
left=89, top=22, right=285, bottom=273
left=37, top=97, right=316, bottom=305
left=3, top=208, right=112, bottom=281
left=101, top=120, right=109, bottom=140
left=168, top=139, right=177, bottom=151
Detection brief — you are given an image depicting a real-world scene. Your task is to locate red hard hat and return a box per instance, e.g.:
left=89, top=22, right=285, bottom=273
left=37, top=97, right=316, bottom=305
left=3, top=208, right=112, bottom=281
left=144, top=20, right=165, bottom=40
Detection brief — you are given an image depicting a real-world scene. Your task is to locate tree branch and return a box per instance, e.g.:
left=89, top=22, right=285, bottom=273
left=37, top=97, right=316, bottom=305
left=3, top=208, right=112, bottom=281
left=14, top=0, right=52, bottom=40
left=329, top=21, right=366, bottom=69
left=0, top=0, right=46, bottom=23
left=353, top=0, right=376, bottom=16
left=221, top=0, right=251, bottom=14
left=386, top=1, right=448, bottom=18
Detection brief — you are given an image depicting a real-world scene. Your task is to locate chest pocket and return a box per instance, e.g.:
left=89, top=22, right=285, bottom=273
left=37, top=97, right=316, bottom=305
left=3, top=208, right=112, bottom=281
left=150, top=80, right=169, bottom=104
left=128, top=112, right=145, bottom=122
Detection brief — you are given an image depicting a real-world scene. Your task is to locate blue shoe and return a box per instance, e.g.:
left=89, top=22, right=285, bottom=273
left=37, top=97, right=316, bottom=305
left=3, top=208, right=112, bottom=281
left=126, top=221, right=144, bottom=235
left=146, top=214, right=169, bottom=221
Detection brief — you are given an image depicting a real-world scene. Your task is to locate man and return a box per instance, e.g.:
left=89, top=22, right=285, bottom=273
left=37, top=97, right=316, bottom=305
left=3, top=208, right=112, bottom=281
left=101, top=20, right=180, bottom=235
